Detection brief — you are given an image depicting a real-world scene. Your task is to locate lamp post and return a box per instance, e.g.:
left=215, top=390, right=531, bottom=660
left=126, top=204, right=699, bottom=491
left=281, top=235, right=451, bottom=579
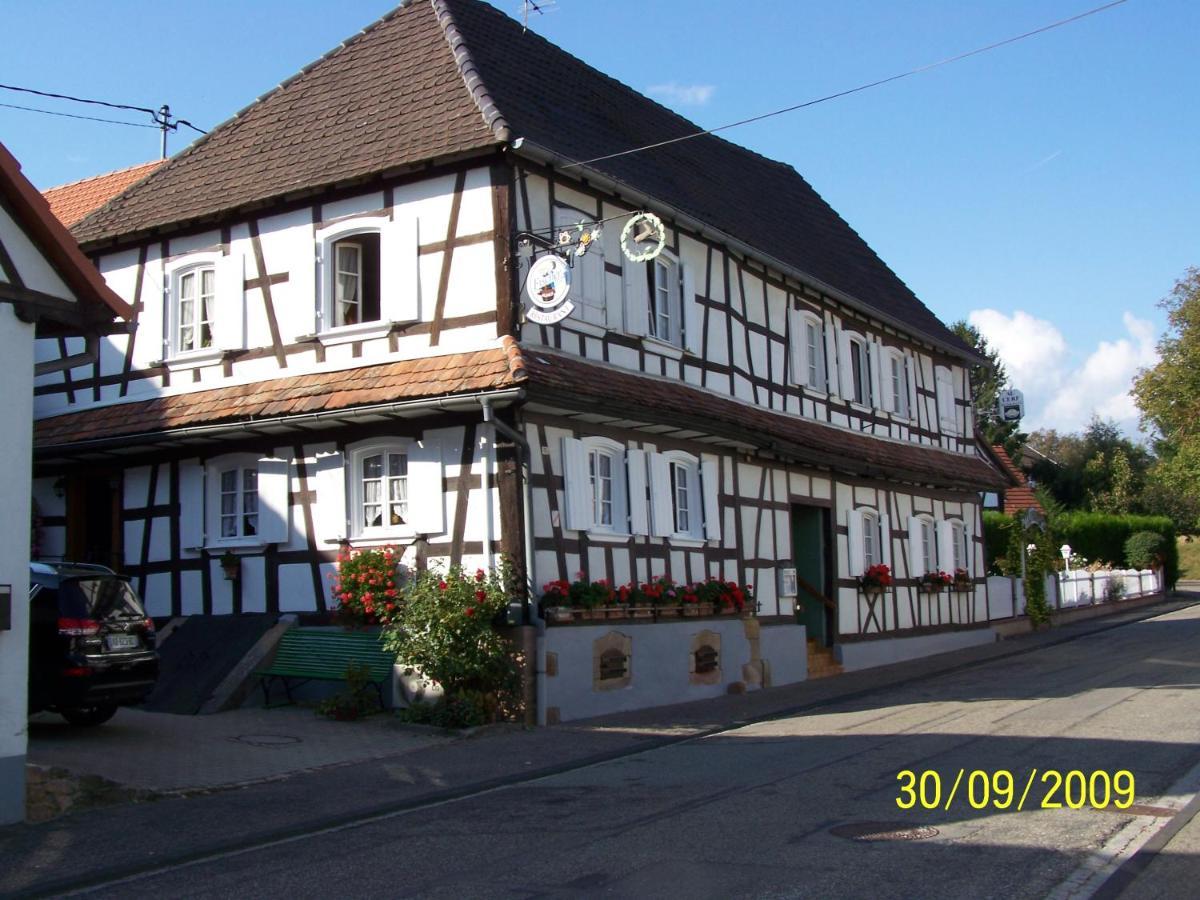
left=1060, top=544, right=1073, bottom=606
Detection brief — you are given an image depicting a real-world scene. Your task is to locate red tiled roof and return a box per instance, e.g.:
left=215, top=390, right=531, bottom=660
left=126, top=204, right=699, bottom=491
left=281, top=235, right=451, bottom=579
left=42, top=160, right=164, bottom=228
left=989, top=444, right=1045, bottom=515
left=68, top=0, right=971, bottom=358
left=523, top=350, right=1004, bottom=492
left=34, top=342, right=525, bottom=449
left=0, top=142, right=131, bottom=323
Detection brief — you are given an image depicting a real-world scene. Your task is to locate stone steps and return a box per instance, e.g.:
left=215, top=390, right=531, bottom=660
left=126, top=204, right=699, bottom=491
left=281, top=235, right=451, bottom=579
left=807, top=640, right=844, bottom=679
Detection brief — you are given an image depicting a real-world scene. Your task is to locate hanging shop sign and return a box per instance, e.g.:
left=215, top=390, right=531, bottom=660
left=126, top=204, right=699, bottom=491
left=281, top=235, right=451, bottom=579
left=524, top=254, right=575, bottom=325
left=998, top=389, right=1025, bottom=423
left=620, top=212, right=666, bottom=262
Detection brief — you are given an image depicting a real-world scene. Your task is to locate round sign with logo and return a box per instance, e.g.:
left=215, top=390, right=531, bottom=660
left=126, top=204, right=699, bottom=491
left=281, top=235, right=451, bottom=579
left=524, top=254, right=575, bottom=324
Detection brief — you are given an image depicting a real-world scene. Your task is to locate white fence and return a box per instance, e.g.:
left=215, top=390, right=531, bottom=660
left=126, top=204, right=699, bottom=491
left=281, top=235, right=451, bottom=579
left=986, top=568, right=1161, bottom=620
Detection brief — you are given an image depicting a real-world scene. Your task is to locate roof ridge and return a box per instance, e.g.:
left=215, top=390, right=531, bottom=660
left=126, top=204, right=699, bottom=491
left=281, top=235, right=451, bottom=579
left=431, top=0, right=511, bottom=143
left=43, top=159, right=161, bottom=194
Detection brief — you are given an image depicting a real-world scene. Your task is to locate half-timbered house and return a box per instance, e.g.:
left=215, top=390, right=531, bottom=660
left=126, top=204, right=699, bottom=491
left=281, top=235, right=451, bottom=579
left=32, top=0, right=1004, bottom=722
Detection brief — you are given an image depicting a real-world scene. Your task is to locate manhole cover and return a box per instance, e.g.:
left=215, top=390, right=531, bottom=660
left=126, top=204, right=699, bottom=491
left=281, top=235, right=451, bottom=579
left=829, top=821, right=939, bottom=842
left=231, top=734, right=302, bottom=748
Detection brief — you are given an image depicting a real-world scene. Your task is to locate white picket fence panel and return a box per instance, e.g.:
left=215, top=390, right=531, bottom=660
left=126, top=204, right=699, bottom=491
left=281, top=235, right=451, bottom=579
left=987, top=568, right=1160, bottom=620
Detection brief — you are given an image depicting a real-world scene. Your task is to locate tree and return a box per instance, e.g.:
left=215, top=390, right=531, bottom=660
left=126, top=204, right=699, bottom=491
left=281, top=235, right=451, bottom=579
left=1133, top=267, right=1200, bottom=533
left=1025, top=418, right=1152, bottom=514
left=950, top=320, right=1023, bottom=451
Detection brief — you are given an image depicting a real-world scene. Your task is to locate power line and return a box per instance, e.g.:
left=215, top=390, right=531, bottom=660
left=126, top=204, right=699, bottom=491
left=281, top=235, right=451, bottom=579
left=0, top=101, right=159, bottom=129
left=0, top=82, right=157, bottom=116
left=563, top=0, right=1130, bottom=171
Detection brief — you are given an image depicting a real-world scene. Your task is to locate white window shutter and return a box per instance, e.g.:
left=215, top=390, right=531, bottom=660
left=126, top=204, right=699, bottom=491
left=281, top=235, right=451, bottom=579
left=908, top=516, right=923, bottom=575
left=313, top=241, right=326, bottom=333
left=257, top=457, right=290, bottom=544
left=699, top=458, right=721, bottom=541
left=837, top=330, right=854, bottom=399
left=626, top=448, right=649, bottom=535
left=213, top=254, right=245, bottom=350
left=682, top=262, right=701, bottom=355
left=560, top=437, right=590, bottom=532
left=937, top=520, right=953, bottom=572
left=314, top=451, right=347, bottom=542
left=647, top=452, right=674, bottom=538
left=880, top=513, right=892, bottom=570
left=787, top=310, right=801, bottom=385
left=823, top=318, right=839, bottom=395
left=868, top=341, right=882, bottom=408
left=623, top=261, right=649, bottom=336
left=179, top=462, right=205, bottom=550
left=847, top=511, right=864, bottom=576
left=905, top=356, right=918, bottom=420
left=380, top=216, right=420, bottom=323
left=407, top=438, right=445, bottom=535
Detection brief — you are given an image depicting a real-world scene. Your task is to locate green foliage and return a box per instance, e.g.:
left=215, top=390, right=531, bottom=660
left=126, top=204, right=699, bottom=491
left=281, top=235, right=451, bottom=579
left=1124, top=531, right=1167, bottom=571
left=1133, top=267, right=1200, bottom=533
left=381, top=563, right=520, bottom=719
left=1177, top=536, right=1200, bottom=580
left=315, top=662, right=378, bottom=721
left=983, top=511, right=1015, bottom=574
left=950, top=320, right=1023, bottom=452
left=1022, top=531, right=1057, bottom=627
left=1056, top=512, right=1178, bottom=587
left=395, top=692, right=493, bottom=729
left=1026, top=419, right=1153, bottom=515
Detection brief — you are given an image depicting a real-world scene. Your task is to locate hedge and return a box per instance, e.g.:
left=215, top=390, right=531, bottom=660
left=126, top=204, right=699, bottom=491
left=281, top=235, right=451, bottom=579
left=1054, top=512, right=1178, bottom=588
left=982, top=511, right=1015, bottom=574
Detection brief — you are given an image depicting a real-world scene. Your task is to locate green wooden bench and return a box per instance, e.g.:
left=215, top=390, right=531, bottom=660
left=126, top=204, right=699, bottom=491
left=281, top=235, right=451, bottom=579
left=256, top=628, right=397, bottom=709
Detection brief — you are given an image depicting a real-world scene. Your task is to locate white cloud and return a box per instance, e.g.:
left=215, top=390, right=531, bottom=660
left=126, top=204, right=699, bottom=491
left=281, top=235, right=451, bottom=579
left=647, top=82, right=715, bottom=106
left=967, top=309, right=1158, bottom=436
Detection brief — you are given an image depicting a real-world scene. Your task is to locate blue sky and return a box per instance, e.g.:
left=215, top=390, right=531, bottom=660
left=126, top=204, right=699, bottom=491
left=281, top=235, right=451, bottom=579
left=3, top=0, right=1195, bottom=437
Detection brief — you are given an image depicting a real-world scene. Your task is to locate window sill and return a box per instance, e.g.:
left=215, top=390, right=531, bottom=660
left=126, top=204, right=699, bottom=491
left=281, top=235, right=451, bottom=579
left=161, top=348, right=227, bottom=371
left=317, top=321, right=399, bottom=346
left=668, top=536, right=708, bottom=548
left=586, top=530, right=632, bottom=544
left=640, top=336, right=684, bottom=359
left=206, top=538, right=265, bottom=551
left=349, top=529, right=418, bottom=546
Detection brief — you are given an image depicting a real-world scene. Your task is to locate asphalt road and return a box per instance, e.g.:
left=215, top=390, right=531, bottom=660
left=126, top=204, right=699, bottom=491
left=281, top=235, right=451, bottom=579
left=71, top=605, right=1200, bottom=898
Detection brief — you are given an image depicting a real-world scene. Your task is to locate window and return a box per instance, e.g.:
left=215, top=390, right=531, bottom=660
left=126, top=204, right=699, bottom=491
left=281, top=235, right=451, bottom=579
left=562, top=436, right=634, bottom=535
left=849, top=337, right=870, bottom=405
left=649, top=451, right=719, bottom=542
left=883, top=349, right=910, bottom=418
left=218, top=466, right=258, bottom=539
left=791, top=311, right=827, bottom=392
left=165, top=251, right=243, bottom=359
left=848, top=507, right=888, bottom=577
left=862, top=510, right=880, bottom=569
left=176, top=266, right=215, bottom=353
left=950, top=520, right=968, bottom=572
left=909, top=514, right=937, bottom=575
left=648, top=256, right=679, bottom=344
left=315, top=215, right=419, bottom=337
left=359, top=448, right=407, bottom=530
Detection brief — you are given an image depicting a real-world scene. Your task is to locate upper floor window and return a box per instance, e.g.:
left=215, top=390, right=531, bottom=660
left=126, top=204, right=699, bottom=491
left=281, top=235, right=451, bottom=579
left=791, top=310, right=827, bottom=392
left=882, top=348, right=911, bottom=418
left=164, top=251, right=244, bottom=360
left=648, top=255, right=680, bottom=345
left=316, top=215, right=419, bottom=338
left=332, top=234, right=381, bottom=327
left=848, top=335, right=871, bottom=406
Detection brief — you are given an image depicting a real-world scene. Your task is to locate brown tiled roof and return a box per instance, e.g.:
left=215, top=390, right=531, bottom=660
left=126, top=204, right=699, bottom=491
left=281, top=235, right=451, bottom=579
left=523, top=350, right=1005, bottom=492
left=42, top=160, right=163, bottom=228
left=0, top=142, right=131, bottom=324
left=69, top=0, right=970, bottom=357
left=34, top=343, right=524, bottom=450
left=989, top=444, right=1045, bottom=515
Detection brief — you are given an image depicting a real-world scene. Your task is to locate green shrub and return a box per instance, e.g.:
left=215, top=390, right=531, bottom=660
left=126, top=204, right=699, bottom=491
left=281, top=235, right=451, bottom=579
left=1125, top=531, right=1167, bottom=571
left=382, top=563, right=520, bottom=721
left=316, top=662, right=378, bottom=721
left=395, top=692, right=494, bottom=729
left=983, top=511, right=1015, bottom=574
left=1056, top=513, right=1178, bottom=587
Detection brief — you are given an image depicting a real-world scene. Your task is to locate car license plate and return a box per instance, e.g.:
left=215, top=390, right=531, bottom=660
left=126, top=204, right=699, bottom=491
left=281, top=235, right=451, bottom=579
left=106, top=634, right=139, bottom=651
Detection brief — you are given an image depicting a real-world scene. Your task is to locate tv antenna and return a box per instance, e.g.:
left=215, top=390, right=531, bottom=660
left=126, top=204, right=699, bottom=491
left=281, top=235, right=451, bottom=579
left=518, top=0, right=557, bottom=32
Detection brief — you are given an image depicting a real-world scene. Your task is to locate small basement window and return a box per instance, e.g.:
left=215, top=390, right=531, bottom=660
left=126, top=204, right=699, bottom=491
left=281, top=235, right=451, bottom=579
left=694, top=644, right=719, bottom=675
left=598, top=648, right=629, bottom=681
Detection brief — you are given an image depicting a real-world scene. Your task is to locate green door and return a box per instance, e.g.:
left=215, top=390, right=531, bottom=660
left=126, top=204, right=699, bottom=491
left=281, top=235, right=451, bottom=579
left=792, top=505, right=830, bottom=646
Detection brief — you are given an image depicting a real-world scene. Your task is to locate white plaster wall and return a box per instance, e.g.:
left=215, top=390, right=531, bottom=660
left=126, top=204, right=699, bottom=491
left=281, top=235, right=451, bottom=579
left=0, top=306, right=34, bottom=823
left=837, top=627, right=994, bottom=672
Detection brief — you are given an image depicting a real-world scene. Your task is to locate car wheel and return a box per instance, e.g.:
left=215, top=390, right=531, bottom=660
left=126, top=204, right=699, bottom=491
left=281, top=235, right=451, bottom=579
left=60, top=704, right=118, bottom=727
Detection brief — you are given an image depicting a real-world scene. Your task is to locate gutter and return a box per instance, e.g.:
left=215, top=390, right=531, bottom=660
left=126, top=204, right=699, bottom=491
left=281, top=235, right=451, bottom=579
left=509, top=138, right=987, bottom=368
left=36, top=387, right=527, bottom=458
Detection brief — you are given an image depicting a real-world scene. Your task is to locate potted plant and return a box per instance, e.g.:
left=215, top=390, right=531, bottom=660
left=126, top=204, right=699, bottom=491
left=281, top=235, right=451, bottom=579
left=858, top=563, right=892, bottom=595
left=952, top=568, right=973, bottom=591
left=329, top=545, right=401, bottom=628
left=219, top=550, right=240, bottom=582
left=539, top=579, right=574, bottom=623
left=919, top=570, right=954, bottom=592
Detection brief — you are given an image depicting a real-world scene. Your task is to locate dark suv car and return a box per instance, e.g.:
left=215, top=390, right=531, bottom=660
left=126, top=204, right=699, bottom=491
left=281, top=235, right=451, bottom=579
left=28, top=562, right=159, bottom=726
